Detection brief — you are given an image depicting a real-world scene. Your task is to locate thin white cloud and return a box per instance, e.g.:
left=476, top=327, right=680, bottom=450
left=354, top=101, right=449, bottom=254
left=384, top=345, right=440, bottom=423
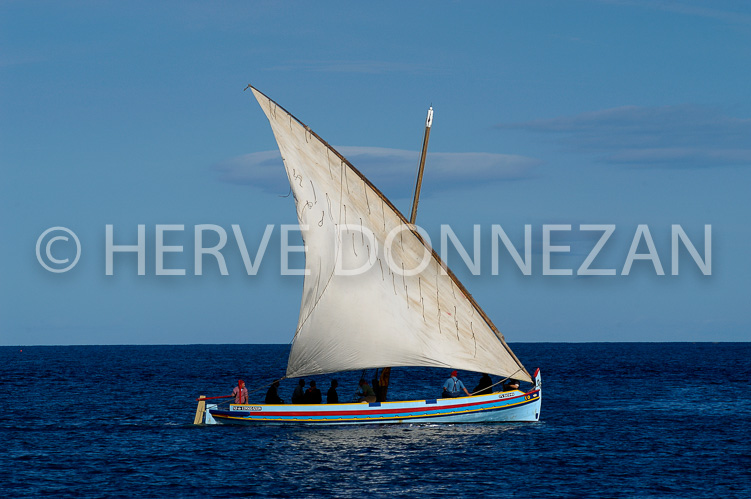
left=498, top=105, right=751, bottom=168
left=266, top=60, right=438, bottom=75
left=213, top=146, right=540, bottom=197
left=0, top=49, right=47, bottom=68
left=603, top=148, right=751, bottom=166
left=593, top=0, right=751, bottom=26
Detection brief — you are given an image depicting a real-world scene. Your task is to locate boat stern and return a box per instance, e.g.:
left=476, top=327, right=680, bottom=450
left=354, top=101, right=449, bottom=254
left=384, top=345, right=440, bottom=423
left=193, top=394, right=219, bottom=425
left=204, top=404, right=218, bottom=424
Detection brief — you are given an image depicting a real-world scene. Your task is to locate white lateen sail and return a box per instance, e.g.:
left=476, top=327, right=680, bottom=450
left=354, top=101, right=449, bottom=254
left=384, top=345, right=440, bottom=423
left=251, top=87, right=531, bottom=383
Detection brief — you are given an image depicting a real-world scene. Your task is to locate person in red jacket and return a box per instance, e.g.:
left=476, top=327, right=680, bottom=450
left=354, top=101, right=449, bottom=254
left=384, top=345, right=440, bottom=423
left=232, top=379, right=248, bottom=404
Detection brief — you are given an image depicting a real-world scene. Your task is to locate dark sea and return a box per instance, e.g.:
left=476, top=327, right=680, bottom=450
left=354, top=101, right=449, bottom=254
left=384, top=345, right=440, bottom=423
left=1, top=343, right=749, bottom=498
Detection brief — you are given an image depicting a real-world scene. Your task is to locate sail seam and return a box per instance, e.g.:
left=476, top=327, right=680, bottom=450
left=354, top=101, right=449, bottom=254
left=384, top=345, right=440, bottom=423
left=326, top=149, right=334, bottom=180
left=364, top=178, right=371, bottom=214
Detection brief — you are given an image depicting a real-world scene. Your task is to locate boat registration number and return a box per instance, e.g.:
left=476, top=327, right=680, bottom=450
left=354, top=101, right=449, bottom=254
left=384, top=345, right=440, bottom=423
left=230, top=406, right=262, bottom=412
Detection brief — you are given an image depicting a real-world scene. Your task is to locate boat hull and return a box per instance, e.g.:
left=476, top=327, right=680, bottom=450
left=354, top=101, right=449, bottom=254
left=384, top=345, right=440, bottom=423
left=205, top=371, right=541, bottom=426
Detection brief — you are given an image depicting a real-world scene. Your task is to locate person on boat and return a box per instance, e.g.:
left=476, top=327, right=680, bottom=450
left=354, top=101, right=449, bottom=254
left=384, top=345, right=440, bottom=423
left=304, top=380, right=322, bottom=404
left=357, top=379, right=377, bottom=403
left=265, top=380, right=284, bottom=404
left=292, top=379, right=305, bottom=404
left=232, top=379, right=249, bottom=404
left=472, top=373, right=493, bottom=395
left=442, top=370, right=470, bottom=398
left=502, top=379, right=521, bottom=392
left=327, top=379, right=339, bottom=404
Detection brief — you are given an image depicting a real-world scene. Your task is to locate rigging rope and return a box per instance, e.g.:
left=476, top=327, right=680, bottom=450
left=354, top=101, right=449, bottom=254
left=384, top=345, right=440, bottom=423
left=469, top=367, right=525, bottom=396
left=216, top=376, right=289, bottom=408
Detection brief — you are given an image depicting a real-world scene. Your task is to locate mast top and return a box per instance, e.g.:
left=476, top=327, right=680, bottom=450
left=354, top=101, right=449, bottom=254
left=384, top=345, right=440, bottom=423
left=426, top=107, right=434, bottom=128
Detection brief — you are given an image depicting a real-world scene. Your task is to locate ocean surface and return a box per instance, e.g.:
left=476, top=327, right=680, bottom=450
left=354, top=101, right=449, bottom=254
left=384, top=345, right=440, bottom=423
left=1, top=343, right=749, bottom=498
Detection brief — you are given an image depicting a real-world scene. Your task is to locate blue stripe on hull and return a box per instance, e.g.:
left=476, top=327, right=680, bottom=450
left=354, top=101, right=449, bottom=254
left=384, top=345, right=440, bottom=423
left=209, top=392, right=541, bottom=425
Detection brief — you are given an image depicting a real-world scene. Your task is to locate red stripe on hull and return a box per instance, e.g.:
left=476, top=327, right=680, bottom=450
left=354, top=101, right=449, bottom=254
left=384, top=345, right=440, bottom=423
left=220, top=390, right=539, bottom=418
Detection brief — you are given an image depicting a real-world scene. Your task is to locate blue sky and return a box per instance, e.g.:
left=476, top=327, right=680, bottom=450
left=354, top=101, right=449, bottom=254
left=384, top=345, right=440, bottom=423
left=1, top=1, right=750, bottom=345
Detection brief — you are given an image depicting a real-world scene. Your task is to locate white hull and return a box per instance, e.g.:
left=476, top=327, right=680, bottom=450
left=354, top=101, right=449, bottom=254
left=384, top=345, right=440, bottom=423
left=203, top=370, right=542, bottom=426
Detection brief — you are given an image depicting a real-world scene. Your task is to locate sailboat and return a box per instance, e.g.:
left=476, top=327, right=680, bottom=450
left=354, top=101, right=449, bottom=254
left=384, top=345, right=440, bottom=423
left=196, top=86, right=541, bottom=425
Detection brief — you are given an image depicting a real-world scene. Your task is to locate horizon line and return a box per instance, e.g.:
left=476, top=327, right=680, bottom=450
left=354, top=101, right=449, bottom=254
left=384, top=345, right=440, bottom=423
left=3, top=341, right=747, bottom=347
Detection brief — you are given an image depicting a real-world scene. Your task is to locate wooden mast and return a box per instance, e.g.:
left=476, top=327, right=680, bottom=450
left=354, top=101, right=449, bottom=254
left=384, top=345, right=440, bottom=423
left=378, top=106, right=433, bottom=402
left=410, top=106, right=433, bottom=224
